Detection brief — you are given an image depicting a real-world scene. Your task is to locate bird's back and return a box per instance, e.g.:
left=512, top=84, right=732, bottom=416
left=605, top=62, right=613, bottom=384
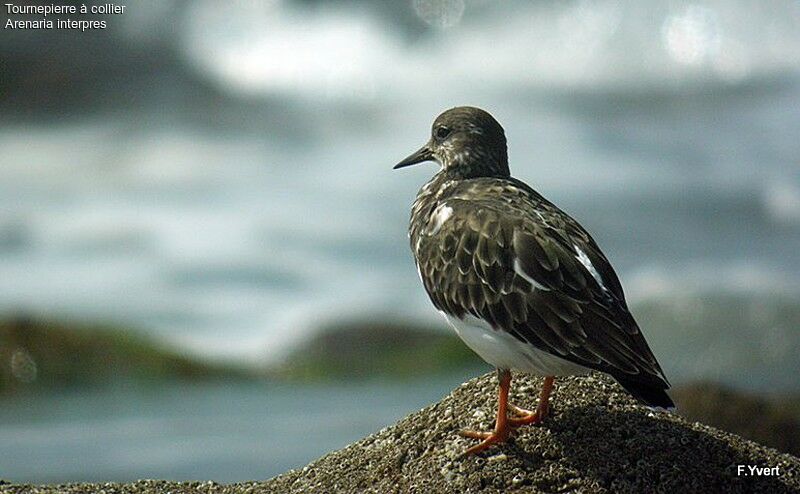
left=409, top=171, right=673, bottom=408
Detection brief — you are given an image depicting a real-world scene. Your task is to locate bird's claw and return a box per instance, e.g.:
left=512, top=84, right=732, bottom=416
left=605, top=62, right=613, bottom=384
left=458, top=429, right=493, bottom=440
left=458, top=428, right=510, bottom=456
left=507, top=402, right=547, bottom=427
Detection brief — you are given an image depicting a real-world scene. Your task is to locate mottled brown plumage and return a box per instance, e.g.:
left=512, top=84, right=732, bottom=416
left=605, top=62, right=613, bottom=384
left=410, top=174, right=666, bottom=383
left=395, top=106, right=672, bottom=454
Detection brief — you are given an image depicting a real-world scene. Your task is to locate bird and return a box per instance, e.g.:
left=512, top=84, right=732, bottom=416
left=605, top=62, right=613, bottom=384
left=394, top=106, right=673, bottom=456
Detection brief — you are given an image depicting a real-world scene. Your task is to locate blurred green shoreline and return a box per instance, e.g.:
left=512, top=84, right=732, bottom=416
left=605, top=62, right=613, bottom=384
left=0, top=315, right=254, bottom=395
left=1, top=311, right=799, bottom=456
left=4, top=291, right=799, bottom=392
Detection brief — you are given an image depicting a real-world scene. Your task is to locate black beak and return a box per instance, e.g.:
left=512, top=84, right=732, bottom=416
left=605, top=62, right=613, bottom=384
left=393, top=144, right=433, bottom=169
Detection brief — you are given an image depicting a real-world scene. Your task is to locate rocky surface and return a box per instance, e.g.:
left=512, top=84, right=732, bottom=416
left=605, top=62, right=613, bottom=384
left=3, top=373, right=799, bottom=493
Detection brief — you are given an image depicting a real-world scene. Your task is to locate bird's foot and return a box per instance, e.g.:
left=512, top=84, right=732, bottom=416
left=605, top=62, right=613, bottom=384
left=458, top=426, right=511, bottom=456
left=507, top=402, right=548, bottom=427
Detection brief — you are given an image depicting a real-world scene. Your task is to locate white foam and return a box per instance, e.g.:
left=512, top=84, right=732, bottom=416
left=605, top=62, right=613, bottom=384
left=182, top=0, right=800, bottom=99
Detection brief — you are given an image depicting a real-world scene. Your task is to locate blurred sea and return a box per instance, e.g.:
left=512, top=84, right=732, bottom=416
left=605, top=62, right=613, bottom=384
left=0, top=374, right=473, bottom=482
left=1, top=0, right=799, bottom=482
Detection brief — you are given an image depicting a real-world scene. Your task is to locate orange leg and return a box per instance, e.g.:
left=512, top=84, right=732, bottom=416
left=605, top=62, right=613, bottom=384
left=459, top=372, right=555, bottom=456
left=508, top=375, right=554, bottom=427
left=458, top=369, right=513, bottom=455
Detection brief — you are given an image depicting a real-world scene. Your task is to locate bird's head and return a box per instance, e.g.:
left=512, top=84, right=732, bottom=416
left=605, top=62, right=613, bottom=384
left=394, top=106, right=509, bottom=179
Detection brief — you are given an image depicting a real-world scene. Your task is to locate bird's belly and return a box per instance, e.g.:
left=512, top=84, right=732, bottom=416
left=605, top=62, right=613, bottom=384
left=440, top=312, right=589, bottom=376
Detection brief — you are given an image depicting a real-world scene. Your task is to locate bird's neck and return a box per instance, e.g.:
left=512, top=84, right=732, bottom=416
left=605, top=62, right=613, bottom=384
left=411, top=171, right=453, bottom=225
left=421, top=170, right=455, bottom=197
left=441, top=155, right=510, bottom=180
left=436, top=136, right=510, bottom=179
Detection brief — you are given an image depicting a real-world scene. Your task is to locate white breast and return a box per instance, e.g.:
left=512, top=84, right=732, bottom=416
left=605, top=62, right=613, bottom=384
left=440, top=312, right=589, bottom=376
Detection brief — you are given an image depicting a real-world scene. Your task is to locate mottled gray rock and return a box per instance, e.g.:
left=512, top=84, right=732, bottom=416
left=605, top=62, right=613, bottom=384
left=3, top=373, right=799, bottom=493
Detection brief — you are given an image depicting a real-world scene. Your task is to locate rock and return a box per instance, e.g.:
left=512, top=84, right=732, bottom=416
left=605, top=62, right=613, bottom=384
left=2, top=373, right=798, bottom=493
left=263, top=372, right=800, bottom=493
left=275, top=320, right=481, bottom=381
left=0, top=315, right=254, bottom=395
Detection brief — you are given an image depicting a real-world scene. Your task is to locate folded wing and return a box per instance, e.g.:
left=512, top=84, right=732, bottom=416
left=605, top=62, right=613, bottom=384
left=413, top=184, right=669, bottom=393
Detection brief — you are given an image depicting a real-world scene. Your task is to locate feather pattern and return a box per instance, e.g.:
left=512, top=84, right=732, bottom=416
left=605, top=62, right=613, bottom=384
left=410, top=171, right=669, bottom=388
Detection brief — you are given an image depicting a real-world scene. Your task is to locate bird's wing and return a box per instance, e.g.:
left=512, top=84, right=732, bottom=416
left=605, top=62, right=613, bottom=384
left=414, top=183, right=668, bottom=386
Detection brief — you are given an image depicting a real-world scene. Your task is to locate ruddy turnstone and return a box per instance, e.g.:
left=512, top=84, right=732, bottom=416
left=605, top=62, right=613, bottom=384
left=394, top=106, right=673, bottom=455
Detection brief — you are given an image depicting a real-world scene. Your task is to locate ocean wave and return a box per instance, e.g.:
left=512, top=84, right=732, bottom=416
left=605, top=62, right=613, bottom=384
left=626, top=262, right=800, bottom=302
left=181, top=0, right=800, bottom=100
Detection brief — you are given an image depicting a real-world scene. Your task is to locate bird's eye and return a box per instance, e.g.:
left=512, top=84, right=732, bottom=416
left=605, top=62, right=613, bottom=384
left=434, top=126, right=451, bottom=140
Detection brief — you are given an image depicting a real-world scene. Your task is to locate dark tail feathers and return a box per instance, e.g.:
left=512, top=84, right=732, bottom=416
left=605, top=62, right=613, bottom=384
left=614, top=375, right=675, bottom=410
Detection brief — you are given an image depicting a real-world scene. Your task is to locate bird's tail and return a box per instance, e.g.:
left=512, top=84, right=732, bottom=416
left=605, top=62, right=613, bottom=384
left=614, top=375, right=675, bottom=411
